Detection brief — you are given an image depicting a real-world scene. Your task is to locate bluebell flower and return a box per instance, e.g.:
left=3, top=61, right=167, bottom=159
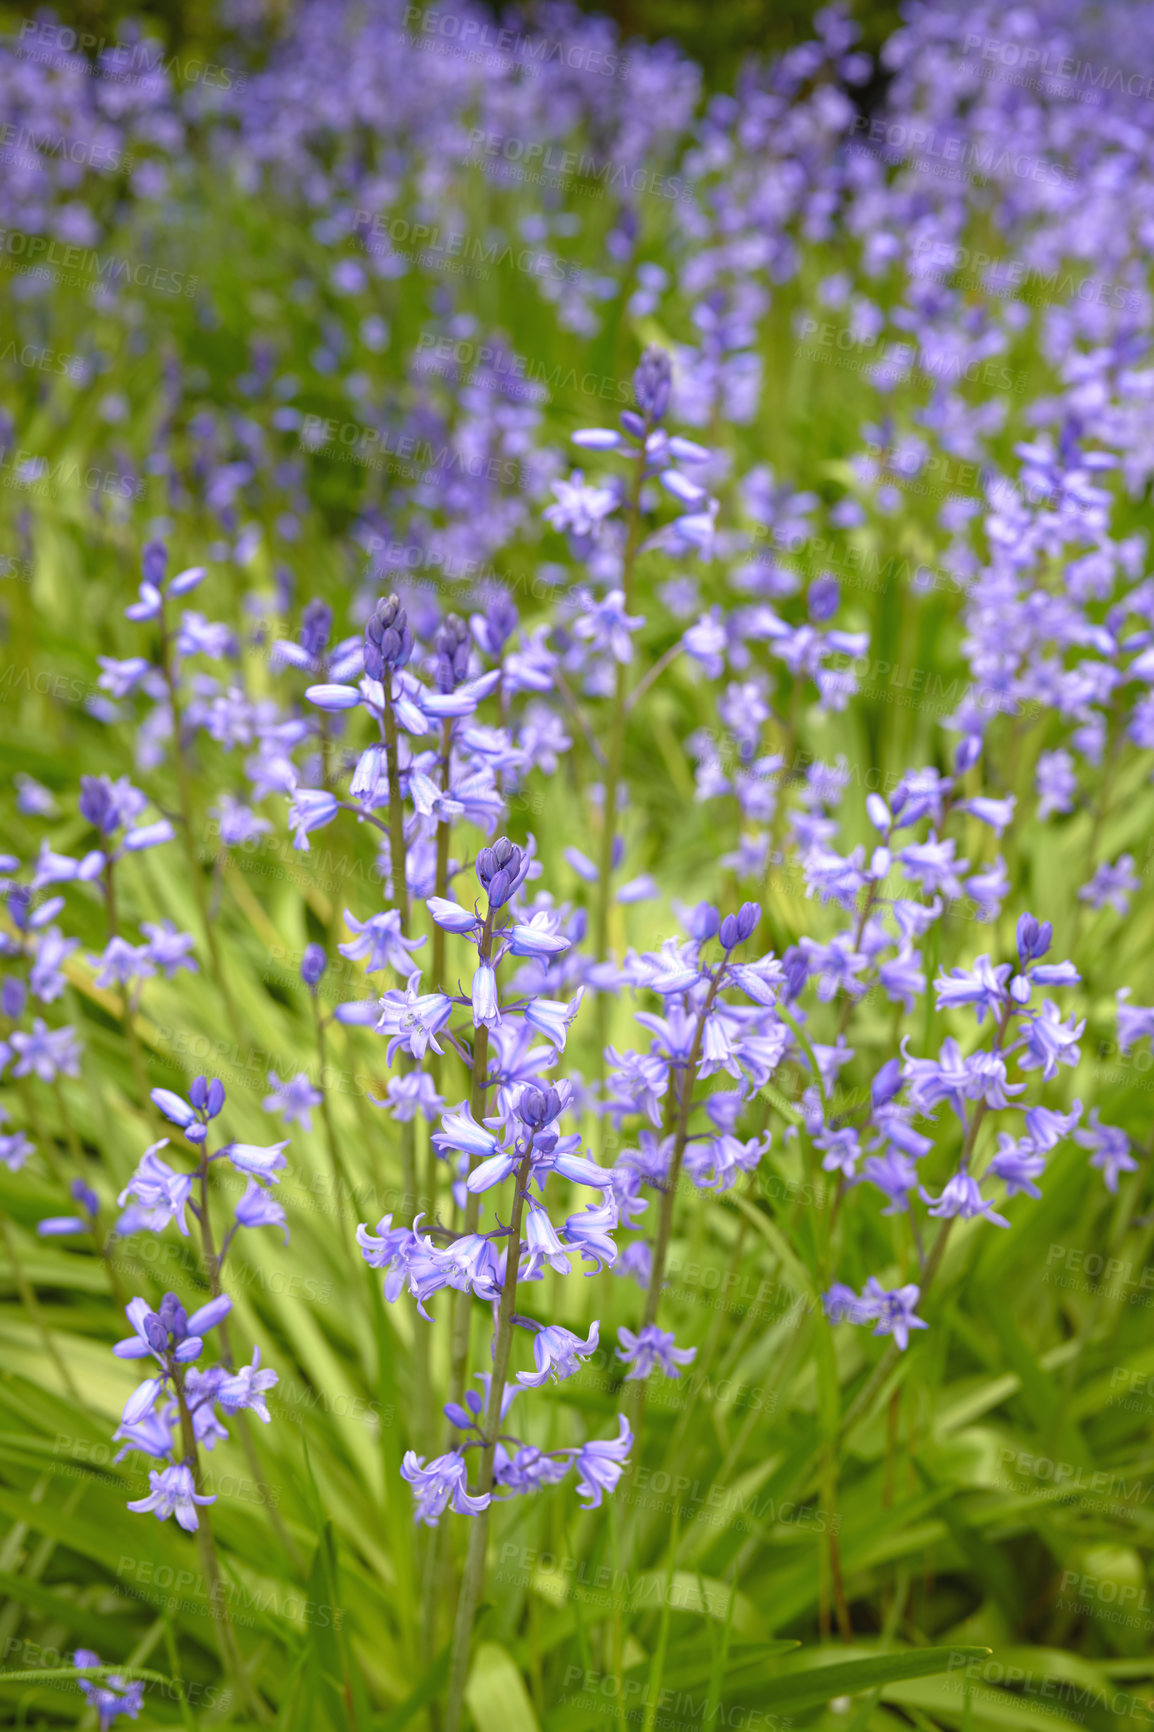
left=494, top=1444, right=570, bottom=1494
left=364, top=594, right=413, bottom=679
left=28, top=927, right=77, bottom=1002
left=826, top=1280, right=927, bottom=1350
left=383, top=1073, right=444, bottom=1122
left=73, top=1650, right=144, bottom=1728
left=401, top=1450, right=490, bottom=1525
left=378, top=972, right=455, bottom=1060
left=301, top=942, right=327, bottom=988
left=862, top=1148, right=919, bottom=1215
left=225, top=1140, right=290, bottom=1182
left=1079, top=855, right=1140, bottom=916
left=0, top=1127, right=35, bottom=1171
left=150, top=1079, right=224, bottom=1144
left=341, top=907, right=426, bottom=973
left=572, top=1416, right=632, bottom=1509
left=235, top=1177, right=289, bottom=1241
left=1075, top=1110, right=1138, bottom=1193
left=521, top=1201, right=572, bottom=1279
left=1117, top=990, right=1154, bottom=1054
left=562, top=1198, right=619, bottom=1272
left=91, top=938, right=154, bottom=991
left=987, top=1134, right=1047, bottom=1200
left=263, top=1071, right=322, bottom=1130
left=216, top=1347, right=278, bottom=1421
left=116, top=1143, right=192, bottom=1240
left=38, top=1177, right=100, bottom=1237
left=287, top=788, right=339, bottom=850
left=126, top=1462, right=215, bottom=1532
left=615, top=1324, right=696, bottom=1381
left=934, top=956, right=1012, bottom=1022
left=1015, top=1001, right=1085, bottom=1080
left=921, top=1172, right=1009, bottom=1228
left=515, top=1321, right=600, bottom=1388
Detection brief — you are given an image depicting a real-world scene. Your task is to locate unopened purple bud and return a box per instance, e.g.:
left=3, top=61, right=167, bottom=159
left=78, top=775, right=117, bottom=834
left=71, top=1177, right=99, bottom=1217
left=955, top=734, right=982, bottom=773
left=719, top=901, right=760, bottom=950
left=158, top=1291, right=187, bottom=1336
left=206, top=1078, right=226, bottom=1118
left=144, top=1312, right=168, bottom=1351
left=477, top=837, right=523, bottom=907
left=782, top=947, right=809, bottom=1001
left=187, top=1293, right=232, bottom=1334
left=487, top=866, right=514, bottom=908
left=142, top=540, right=167, bottom=589
left=300, top=598, right=333, bottom=661
left=689, top=902, right=720, bottom=942
left=188, top=1076, right=209, bottom=1111
left=152, top=1088, right=196, bottom=1127
left=734, top=901, right=760, bottom=941
left=807, top=574, right=840, bottom=623
left=871, top=1057, right=903, bottom=1109
left=483, top=588, right=518, bottom=652
left=301, top=943, right=327, bottom=988
left=2, top=977, right=27, bottom=1019
left=520, top=1085, right=561, bottom=1129
left=620, top=409, right=646, bottom=439
left=634, top=347, right=672, bottom=422
left=364, top=594, right=412, bottom=679
left=434, top=613, right=471, bottom=693
left=1016, top=912, right=1052, bottom=964
left=7, top=886, right=31, bottom=931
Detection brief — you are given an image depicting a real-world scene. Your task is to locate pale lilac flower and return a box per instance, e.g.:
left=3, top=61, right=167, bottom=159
left=1075, top=1110, right=1138, bottom=1193
left=615, top=1324, right=696, bottom=1380
left=516, top=1321, right=600, bottom=1388
left=117, top=1143, right=193, bottom=1236
left=401, top=1450, right=490, bottom=1525
left=572, top=1416, right=632, bottom=1509
left=73, top=1650, right=144, bottom=1728
left=1079, top=856, right=1140, bottom=916
left=126, top=1462, right=215, bottom=1532
left=263, top=1071, right=322, bottom=1130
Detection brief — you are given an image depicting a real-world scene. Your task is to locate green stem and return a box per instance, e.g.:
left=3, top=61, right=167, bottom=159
left=0, top=1210, right=82, bottom=1405
left=102, top=860, right=153, bottom=1117
left=631, top=965, right=725, bottom=1447
left=314, top=998, right=349, bottom=1230
left=197, top=1147, right=305, bottom=1574
left=593, top=449, right=649, bottom=1117
left=173, top=1370, right=269, bottom=1723
left=444, top=1141, right=534, bottom=1732
left=382, top=681, right=432, bottom=1448
left=159, top=613, right=243, bottom=1047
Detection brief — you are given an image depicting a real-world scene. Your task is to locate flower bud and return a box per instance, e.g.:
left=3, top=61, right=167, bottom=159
left=301, top=943, right=328, bottom=988
left=300, top=597, right=333, bottom=662
left=364, top=594, right=412, bottom=680
left=142, top=539, right=167, bottom=589
left=79, top=775, right=117, bottom=834
left=434, top=613, right=471, bottom=693
left=633, top=346, right=672, bottom=423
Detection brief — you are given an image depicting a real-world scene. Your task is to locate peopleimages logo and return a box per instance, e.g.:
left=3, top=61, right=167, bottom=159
left=0, top=228, right=198, bottom=296
left=848, top=114, right=1073, bottom=185
left=402, top=6, right=630, bottom=79
left=962, top=32, right=1154, bottom=101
